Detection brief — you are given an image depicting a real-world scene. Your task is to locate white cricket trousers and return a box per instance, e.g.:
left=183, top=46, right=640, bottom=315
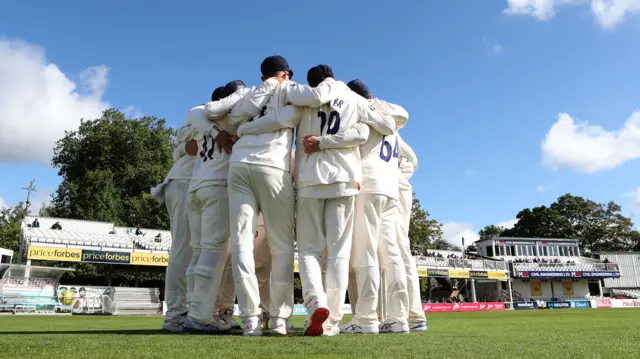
left=216, top=223, right=271, bottom=314
left=228, top=163, right=295, bottom=319
left=297, top=195, right=355, bottom=327
left=351, top=192, right=409, bottom=325
left=186, top=185, right=229, bottom=325
left=163, top=180, right=193, bottom=324
left=397, top=185, right=426, bottom=323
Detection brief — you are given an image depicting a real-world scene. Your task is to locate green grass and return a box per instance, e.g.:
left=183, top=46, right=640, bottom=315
left=1, top=310, right=640, bottom=359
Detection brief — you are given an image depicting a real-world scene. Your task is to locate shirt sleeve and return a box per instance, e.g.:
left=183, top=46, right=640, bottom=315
left=318, top=123, right=370, bottom=150
left=357, top=96, right=396, bottom=135
left=284, top=79, right=348, bottom=108
left=229, top=79, right=279, bottom=122
left=203, top=90, right=245, bottom=120
left=372, top=98, right=409, bottom=130
left=172, top=144, right=186, bottom=162
left=398, top=134, right=418, bottom=173
left=237, top=105, right=302, bottom=137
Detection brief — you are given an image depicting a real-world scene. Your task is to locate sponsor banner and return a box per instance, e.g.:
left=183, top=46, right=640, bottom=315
left=422, top=302, right=505, bottom=313
left=469, top=271, right=488, bottom=279
left=27, top=246, right=169, bottom=266
left=292, top=304, right=307, bottom=316
left=513, top=302, right=538, bottom=310
left=611, top=299, right=640, bottom=308
left=488, top=272, right=507, bottom=280
left=82, top=250, right=130, bottom=265
left=448, top=269, right=470, bottom=279
left=498, top=240, right=535, bottom=245
left=427, top=269, right=449, bottom=277
left=570, top=300, right=591, bottom=309
left=593, top=298, right=612, bottom=309
left=27, top=246, right=81, bottom=262
left=130, top=252, right=168, bottom=266
left=517, top=271, right=620, bottom=279
left=546, top=301, right=571, bottom=309
left=417, top=267, right=428, bottom=277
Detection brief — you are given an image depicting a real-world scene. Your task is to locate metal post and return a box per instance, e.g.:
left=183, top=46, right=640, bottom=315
left=507, top=280, right=514, bottom=303
left=598, top=280, right=603, bottom=297
left=471, top=279, right=477, bottom=303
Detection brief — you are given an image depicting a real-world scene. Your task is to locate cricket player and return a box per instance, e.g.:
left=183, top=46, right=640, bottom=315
left=206, top=56, right=344, bottom=336
left=248, top=64, right=395, bottom=336
left=184, top=82, right=247, bottom=333
left=396, top=134, right=427, bottom=331
left=339, top=79, right=410, bottom=334
left=151, top=88, right=220, bottom=333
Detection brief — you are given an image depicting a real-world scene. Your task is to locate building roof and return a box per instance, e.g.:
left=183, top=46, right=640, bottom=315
left=475, top=237, right=579, bottom=244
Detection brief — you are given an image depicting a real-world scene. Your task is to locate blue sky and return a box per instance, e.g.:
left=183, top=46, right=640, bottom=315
left=1, top=0, right=639, bottom=246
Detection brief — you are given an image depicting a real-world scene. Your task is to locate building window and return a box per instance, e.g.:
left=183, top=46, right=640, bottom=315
left=486, top=246, right=493, bottom=257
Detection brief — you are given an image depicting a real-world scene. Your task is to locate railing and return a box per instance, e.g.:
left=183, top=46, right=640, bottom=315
left=512, top=262, right=619, bottom=272
left=415, top=257, right=508, bottom=271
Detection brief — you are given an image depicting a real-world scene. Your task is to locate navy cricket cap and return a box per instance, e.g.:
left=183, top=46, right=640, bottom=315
left=222, top=80, right=246, bottom=98
left=307, top=65, right=335, bottom=88
left=211, top=86, right=225, bottom=102
left=347, top=79, right=371, bottom=99
left=260, top=55, right=293, bottom=78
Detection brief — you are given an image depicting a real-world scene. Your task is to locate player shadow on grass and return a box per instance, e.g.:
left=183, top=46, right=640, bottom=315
left=0, top=330, right=306, bottom=336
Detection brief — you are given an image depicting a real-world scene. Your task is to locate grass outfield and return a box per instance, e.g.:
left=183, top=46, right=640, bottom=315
left=1, top=310, right=640, bottom=359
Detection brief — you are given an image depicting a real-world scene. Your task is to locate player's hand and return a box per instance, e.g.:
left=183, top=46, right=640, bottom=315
left=185, top=140, right=198, bottom=156
left=215, top=130, right=235, bottom=154
left=303, top=135, right=320, bottom=153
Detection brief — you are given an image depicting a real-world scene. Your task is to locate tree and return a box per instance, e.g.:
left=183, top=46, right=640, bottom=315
left=409, top=194, right=443, bottom=254
left=431, top=238, right=461, bottom=252
left=49, top=109, right=175, bottom=229
left=0, top=203, right=27, bottom=253
left=479, top=224, right=506, bottom=241
left=502, top=194, right=635, bottom=254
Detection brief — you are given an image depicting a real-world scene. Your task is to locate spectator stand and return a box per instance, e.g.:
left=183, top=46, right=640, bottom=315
left=0, top=264, right=74, bottom=314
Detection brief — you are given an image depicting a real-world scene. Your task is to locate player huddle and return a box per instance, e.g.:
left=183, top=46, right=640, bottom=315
left=151, top=55, right=426, bottom=337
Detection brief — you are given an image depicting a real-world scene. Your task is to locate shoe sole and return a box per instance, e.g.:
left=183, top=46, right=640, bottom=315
left=303, top=308, right=330, bottom=336
left=410, top=326, right=428, bottom=332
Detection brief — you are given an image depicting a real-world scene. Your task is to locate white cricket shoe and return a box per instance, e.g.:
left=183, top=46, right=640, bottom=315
left=271, top=317, right=290, bottom=335
left=242, top=316, right=262, bottom=336
left=162, top=312, right=187, bottom=333
left=341, top=322, right=379, bottom=335
left=409, top=321, right=428, bottom=332
left=219, top=308, right=241, bottom=330
left=322, top=324, right=340, bottom=337
left=379, top=321, right=410, bottom=334
left=303, top=302, right=330, bottom=336
left=183, top=316, right=232, bottom=334
left=338, top=321, right=352, bottom=333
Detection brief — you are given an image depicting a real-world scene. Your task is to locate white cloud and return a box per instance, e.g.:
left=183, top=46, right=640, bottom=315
left=541, top=111, right=640, bottom=173
left=504, top=0, right=640, bottom=29
left=0, top=38, right=110, bottom=164
left=123, top=105, right=143, bottom=119
left=0, top=196, right=5, bottom=209
left=443, top=219, right=519, bottom=247
left=482, top=37, right=505, bottom=55
left=623, top=187, right=640, bottom=208
left=537, top=184, right=546, bottom=192
left=442, top=222, right=479, bottom=249
left=498, top=219, right=518, bottom=229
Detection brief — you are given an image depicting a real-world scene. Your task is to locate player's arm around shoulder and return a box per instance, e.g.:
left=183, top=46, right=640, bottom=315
left=284, top=78, right=348, bottom=108
left=356, top=95, right=395, bottom=135
left=397, top=133, right=418, bottom=175
left=371, top=98, right=409, bottom=130
left=230, top=79, right=279, bottom=121
left=237, top=104, right=302, bottom=137
left=317, top=122, right=370, bottom=150
left=204, top=88, right=247, bottom=120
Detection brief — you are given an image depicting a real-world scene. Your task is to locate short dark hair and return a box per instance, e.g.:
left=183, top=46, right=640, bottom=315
left=307, top=65, right=335, bottom=88
left=211, top=86, right=225, bottom=102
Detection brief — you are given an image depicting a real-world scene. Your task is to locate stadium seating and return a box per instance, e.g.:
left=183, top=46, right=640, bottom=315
left=21, top=216, right=169, bottom=253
